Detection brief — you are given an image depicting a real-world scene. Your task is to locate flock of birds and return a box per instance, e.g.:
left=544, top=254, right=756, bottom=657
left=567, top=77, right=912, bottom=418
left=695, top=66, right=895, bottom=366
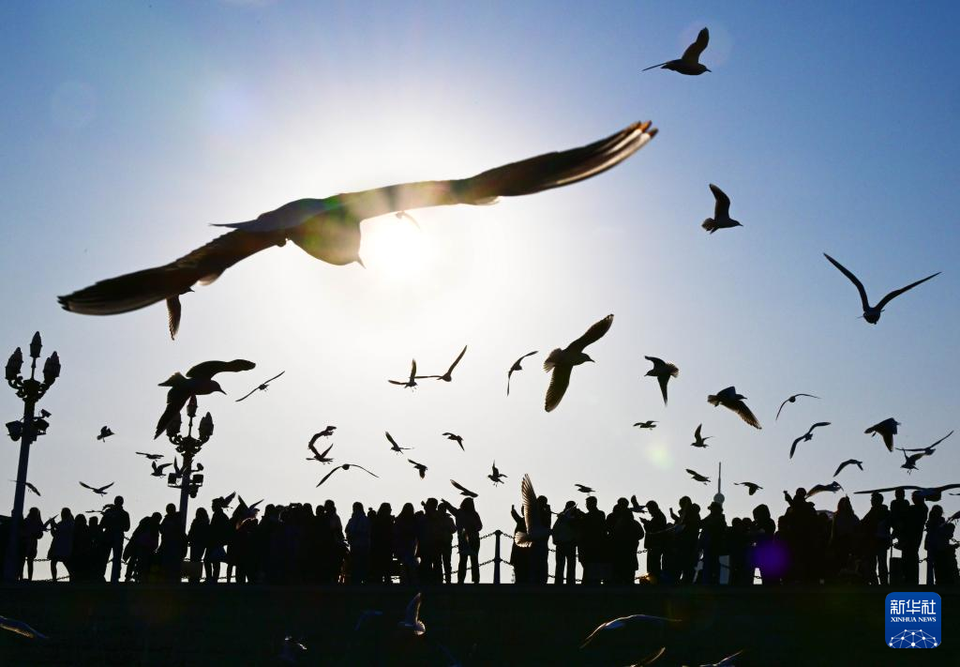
left=4, top=21, right=953, bottom=667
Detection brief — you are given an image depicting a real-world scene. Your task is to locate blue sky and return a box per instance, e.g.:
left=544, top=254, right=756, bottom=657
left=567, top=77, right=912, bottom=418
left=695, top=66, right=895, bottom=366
left=1, top=2, right=958, bottom=580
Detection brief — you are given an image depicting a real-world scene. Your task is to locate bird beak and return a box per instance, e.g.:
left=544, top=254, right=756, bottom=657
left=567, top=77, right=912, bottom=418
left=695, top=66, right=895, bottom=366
left=705, top=67, right=712, bottom=72
left=216, top=388, right=226, bottom=395
left=356, top=257, right=366, bottom=269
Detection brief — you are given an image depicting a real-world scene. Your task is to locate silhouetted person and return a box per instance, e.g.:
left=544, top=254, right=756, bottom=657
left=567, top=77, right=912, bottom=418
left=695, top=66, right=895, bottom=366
left=927, top=511, right=958, bottom=585
left=577, top=496, right=607, bottom=585
left=187, top=507, right=209, bottom=583
left=46, top=508, right=74, bottom=582
left=101, top=495, right=130, bottom=583
left=438, top=505, right=456, bottom=584
left=699, top=502, right=726, bottom=585
left=924, top=505, right=945, bottom=585
left=641, top=500, right=667, bottom=582
left=370, top=503, right=394, bottom=584
left=19, top=508, right=43, bottom=581
left=158, top=503, right=184, bottom=582
left=346, top=501, right=371, bottom=584
left=828, top=497, right=860, bottom=582
left=510, top=504, right=530, bottom=584
left=416, top=499, right=443, bottom=584
left=608, top=498, right=644, bottom=584
left=899, top=492, right=928, bottom=585
left=70, top=513, right=90, bottom=582
left=860, top=492, right=891, bottom=585
left=393, top=503, right=418, bottom=585
left=529, top=495, right=551, bottom=584
left=552, top=501, right=577, bottom=584
left=206, top=498, right=231, bottom=582
left=751, top=504, right=779, bottom=585
left=450, top=497, right=482, bottom=584
left=124, top=513, right=159, bottom=582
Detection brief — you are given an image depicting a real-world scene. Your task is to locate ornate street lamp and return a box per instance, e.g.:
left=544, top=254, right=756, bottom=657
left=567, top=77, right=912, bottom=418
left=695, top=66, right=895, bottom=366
left=165, top=395, right=214, bottom=532
left=3, top=332, right=59, bottom=581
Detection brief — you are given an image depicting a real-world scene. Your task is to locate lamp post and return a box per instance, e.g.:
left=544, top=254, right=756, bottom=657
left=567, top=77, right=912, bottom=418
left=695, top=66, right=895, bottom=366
left=3, top=332, right=59, bottom=581
left=164, top=395, right=212, bottom=532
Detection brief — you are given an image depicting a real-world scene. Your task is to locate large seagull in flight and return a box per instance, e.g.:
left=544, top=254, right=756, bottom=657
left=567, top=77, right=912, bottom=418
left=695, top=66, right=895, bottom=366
left=59, top=121, right=658, bottom=338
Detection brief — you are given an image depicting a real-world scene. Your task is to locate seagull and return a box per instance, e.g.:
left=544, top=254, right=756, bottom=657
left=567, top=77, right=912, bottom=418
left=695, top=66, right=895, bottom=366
left=308, top=426, right=337, bottom=444
left=398, top=592, right=426, bottom=636
left=408, top=459, right=428, bottom=479
left=80, top=481, right=115, bottom=496
left=644, top=356, right=679, bottom=406
left=154, top=359, right=256, bottom=438
left=450, top=479, right=478, bottom=498
left=235, top=370, right=285, bottom=403
left=707, top=386, right=761, bottom=429
left=629, top=495, right=649, bottom=514
left=700, top=650, right=745, bottom=667
left=643, top=27, right=710, bottom=75
left=833, top=459, right=864, bottom=477
left=865, top=417, right=900, bottom=452
left=442, top=432, right=465, bottom=450
left=514, top=474, right=551, bottom=546
left=776, top=393, right=820, bottom=420
left=135, top=451, right=164, bottom=460
left=8, top=480, right=40, bottom=496
left=150, top=461, right=171, bottom=477
left=900, top=449, right=930, bottom=474
left=823, top=253, right=940, bottom=324
left=96, top=426, right=114, bottom=441
left=544, top=314, right=614, bottom=412
left=488, top=461, right=507, bottom=486
left=691, top=424, right=711, bottom=448
left=507, top=350, right=538, bottom=395
left=855, top=484, right=960, bottom=501
left=388, top=359, right=419, bottom=389
left=316, top=463, right=380, bottom=487
left=419, top=344, right=467, bottom=382
left=306, top=440, right=334, bottom=464
left=701, top=184, right=742, bottom=233
left=579, top=614, right=680, bottom=649
left=236, top=495, right=264, bottom=518
left=735, top=482, right=762, bottom=496
left=0, top=614, right=48, bottom=640
left=634, top=420, right=657, bottom=429
left=575, top=483, right=595, bottom=494
left=898, top=430, right=954, bottom=456
left=686, top=469, right=710, bottom=484
left=790, top=422, right=831, bottom=459
left=805, top=481, right=843, bottom=498
left=385, top=431, right=412, bottom=454
left=58, top=121, right=657, bottom=336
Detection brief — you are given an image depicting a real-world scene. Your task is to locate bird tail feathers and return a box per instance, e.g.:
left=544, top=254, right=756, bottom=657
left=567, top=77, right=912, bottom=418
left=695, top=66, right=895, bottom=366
left=542, top=349, right=563, bottom=372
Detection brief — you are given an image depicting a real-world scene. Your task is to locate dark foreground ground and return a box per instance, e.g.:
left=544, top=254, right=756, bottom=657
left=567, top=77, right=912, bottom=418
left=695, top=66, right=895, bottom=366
left=1, top=584, right=957, bottom=666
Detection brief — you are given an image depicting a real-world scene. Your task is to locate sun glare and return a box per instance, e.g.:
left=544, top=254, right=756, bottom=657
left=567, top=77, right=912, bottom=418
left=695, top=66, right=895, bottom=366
left=359, top=215, right=436, bottom=281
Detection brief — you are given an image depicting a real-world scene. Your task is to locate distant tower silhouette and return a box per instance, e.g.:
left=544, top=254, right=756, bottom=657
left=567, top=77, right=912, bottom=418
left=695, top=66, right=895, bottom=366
left=714, top=462, right=724, bottom=506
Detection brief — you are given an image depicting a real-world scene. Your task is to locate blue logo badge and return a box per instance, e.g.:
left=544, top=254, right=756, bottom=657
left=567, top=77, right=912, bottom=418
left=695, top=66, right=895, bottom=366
left=886, top=592, right=941, bottom=648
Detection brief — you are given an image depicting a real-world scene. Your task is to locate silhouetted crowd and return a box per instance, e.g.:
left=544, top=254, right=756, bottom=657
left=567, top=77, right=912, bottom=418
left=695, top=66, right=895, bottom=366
left=6, top=486, right=958, bottom=585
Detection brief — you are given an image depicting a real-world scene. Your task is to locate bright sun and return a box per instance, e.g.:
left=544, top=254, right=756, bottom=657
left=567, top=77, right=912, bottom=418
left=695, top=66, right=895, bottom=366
left=359, top=214, right=435, bottom=281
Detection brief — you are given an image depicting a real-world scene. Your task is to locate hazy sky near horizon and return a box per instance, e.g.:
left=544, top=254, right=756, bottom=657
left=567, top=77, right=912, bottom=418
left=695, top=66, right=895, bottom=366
left=1, top=2, right=959, bottom=577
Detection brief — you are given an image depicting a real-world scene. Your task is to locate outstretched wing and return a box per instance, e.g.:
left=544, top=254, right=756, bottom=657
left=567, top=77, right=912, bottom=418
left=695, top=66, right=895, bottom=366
left=853, top=485, right=920, bottom=495
left=316, top=466, right=342, bottom=487
left=824, top=253, right=870, bottom=312
left=385, top=431, right=401, bottom=450
left=79, top=482, right=94, bottom=491
left=446, top=345, right=468, bottom=375
left=187, top=359, right=256, bottom=379
left=709, top=183, right=730, bottom=219
left=570, top=314, right=614, bottom=352
left=544, top=365, right=572, bottom=413
left=732, top=400, right=762, bottom=429
left=352, top=464, right=379, bottom=479
left=790, top=435, right=803, bottom=459
left=681, top=27, right=709, bottom=63
left=58, top=230, right=283, bottom=316
left=876, top=271, right=941, bottom=311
